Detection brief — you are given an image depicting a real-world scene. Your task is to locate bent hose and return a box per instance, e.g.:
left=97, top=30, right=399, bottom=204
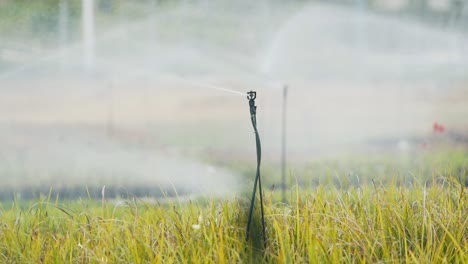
left=246, top=91, right=266, bottom=246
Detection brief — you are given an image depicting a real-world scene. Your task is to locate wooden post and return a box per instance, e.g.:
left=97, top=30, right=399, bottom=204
left=281, top=85, right=288, bottom=203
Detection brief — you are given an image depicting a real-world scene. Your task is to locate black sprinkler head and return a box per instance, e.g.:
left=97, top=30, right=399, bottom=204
left=247, top=91, right=256, bottom=101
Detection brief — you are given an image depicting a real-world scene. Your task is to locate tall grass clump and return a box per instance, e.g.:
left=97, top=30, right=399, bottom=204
left=0, top=176, right=466, bottom=263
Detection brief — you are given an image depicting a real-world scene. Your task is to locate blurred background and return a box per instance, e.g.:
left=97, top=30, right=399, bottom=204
left=0, top=0, right=467, bottom=199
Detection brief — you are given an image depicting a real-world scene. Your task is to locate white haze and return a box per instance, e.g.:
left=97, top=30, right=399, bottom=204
left=0, top=0, right=467, bottom=197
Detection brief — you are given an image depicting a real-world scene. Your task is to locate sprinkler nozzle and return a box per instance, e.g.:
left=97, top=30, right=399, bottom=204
left=247, top=91, right=256, bottom=101
left=247, top=91, right=257, bottom=114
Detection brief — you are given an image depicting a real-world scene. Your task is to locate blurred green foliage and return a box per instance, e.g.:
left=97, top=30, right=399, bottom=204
left=0, top=0, right=463, bottom=44
left=0, top=0, right=81, bottom=43
left=0, top=0, right=181, bottom=45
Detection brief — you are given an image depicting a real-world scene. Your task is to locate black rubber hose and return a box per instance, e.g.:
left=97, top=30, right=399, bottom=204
left=246, top=91, right=266, bottom=246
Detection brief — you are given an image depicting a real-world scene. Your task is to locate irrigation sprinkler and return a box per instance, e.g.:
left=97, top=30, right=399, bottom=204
left=245, top=91, right=267, bottom=246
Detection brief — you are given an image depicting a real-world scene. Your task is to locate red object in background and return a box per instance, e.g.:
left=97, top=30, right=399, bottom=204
left=433, top=122, right=445, bottom=133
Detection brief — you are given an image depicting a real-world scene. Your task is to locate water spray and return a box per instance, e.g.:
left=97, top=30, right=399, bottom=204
left=187, top=81, right=245, bottom=97
left=245, top=90, right=267, bottom=246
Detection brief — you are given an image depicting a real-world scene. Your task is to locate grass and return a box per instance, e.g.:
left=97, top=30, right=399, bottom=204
left=0, top=176, right=466, bottom=263
left=0, top=149, right=466, bottom=262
